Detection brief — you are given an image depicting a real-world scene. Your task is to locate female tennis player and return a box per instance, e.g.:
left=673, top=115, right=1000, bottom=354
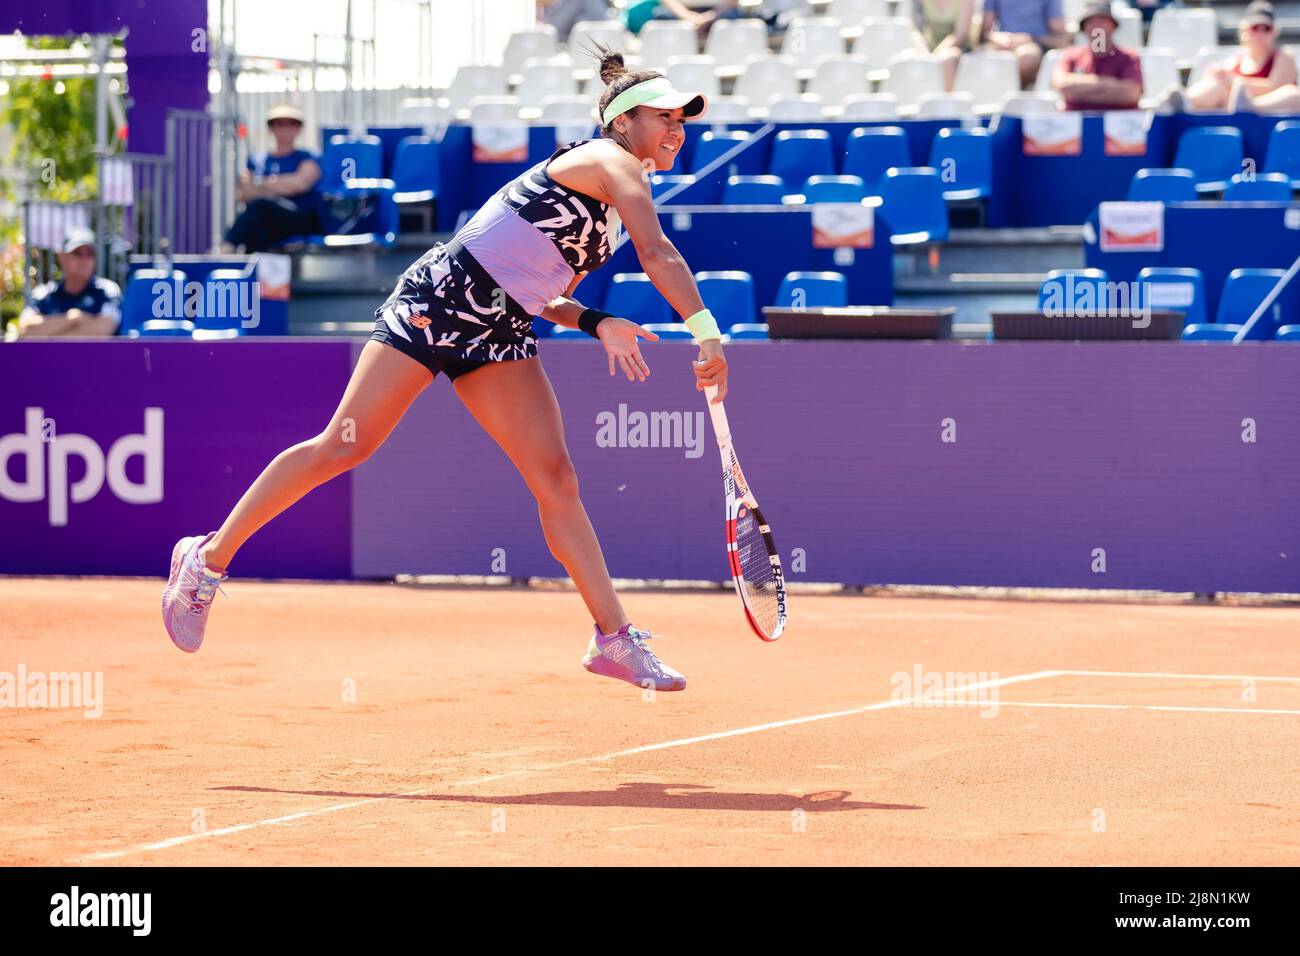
left=162, top=49, right=728, bottom=692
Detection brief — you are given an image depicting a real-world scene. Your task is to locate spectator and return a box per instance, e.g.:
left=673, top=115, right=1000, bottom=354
left=1183, top=2, right=1300, bottom=114
left=537, top=0, right=612, bottom=41
left=916, top=0, right=978, bottom=90
left=221, top=105, right=322, bottom=254
left=1052, top=3, right=1143, bottom=110
left=980, top=0, right=1070, bottom=87
left=631, top=0, right=803, bottom=37
left=15, top=228, right=121, bottom=338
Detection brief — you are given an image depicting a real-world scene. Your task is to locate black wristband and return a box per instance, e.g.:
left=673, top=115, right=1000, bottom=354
left=578, top=308, right=614, bottom=339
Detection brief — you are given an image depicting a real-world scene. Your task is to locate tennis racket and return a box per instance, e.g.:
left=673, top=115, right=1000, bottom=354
left=703, top=384, right=787, bottom=642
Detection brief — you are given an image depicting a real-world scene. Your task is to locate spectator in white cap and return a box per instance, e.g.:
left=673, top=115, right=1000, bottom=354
left=16, top=228, right=122, bottom=338
left=221, top=104, right=322, bottom=253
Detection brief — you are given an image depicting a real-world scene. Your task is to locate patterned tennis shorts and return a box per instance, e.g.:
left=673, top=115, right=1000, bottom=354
left=371, top=242, right=538, bottom=376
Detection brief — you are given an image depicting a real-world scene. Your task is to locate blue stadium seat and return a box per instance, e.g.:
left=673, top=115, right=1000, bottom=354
left=843, top=126, right=910, bottom=194
left=320, top=134, right=384, bottom=193
left=195, top=268, right=252, bottom=339
left=120, top=268, right=186, bottom=337
left=801, top=175, right=868, bottom=204
left=722, top=174, right=786, bottom=204
left=1127, top=168, right=1199, bottom=202
left=725, top=323, right=770, bottom=340
left=1135, top=267, right=1206, bottom=327
left=603, top=272, right=672, bottom=325
left=1038, top=268, right=1110, bottom=315
left=1275, top=324, right=1300, bottom=341
left=694, top=271, right=757, bottom=328
left=309, top=181, right=399, bottom=248
left=1217, top=268, right=1288, bottom=338
left=1223, top=172, right=1293, bottom=202
left=641, top=323, right=695, bottom=340
left=775, top=271, right=849, bottom=308
left=1172, top=126, right=1245, bottom=193
left=1263, top=120, right=1300, bottom=189
left=691, top=130, right=754, bottom=174
left=877, top=167, right=949, bottom=245
left=927, top=127, right=992, bottom=202
left=139, top=319, right=196, bottom=337
left=1181, top=324, right=1240, bottom=341
left=391, top=135, right=441, bottom=203
left=650, top=173, right=696, bottom=201
left=768, top=130, right=836, bottom=188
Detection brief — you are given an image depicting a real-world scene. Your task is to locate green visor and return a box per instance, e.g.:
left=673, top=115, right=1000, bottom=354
left=601, top=76, right=708, bottom=127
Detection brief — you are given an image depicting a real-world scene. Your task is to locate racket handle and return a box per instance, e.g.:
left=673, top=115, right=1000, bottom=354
left=703, top=384, right=731, bottom=442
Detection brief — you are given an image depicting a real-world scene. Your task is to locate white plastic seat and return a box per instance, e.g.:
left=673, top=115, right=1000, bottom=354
left=1140, top=47, right=1181, bottom=99
left=637, top=20, right=698, bottom=63
left=694, top=95, right=751, bottom=122
left=762, top=93, right=827, bottom=120
left=828, top=0, right=890, bottom=30
left=469, top=96, right=524, bottom=124
left=808, top=55, right=871, bottom=103
left=1114, top=7, right=1143, bottom=49
left=913, top=91, right=975, bottom=119
left=953, top=50, right=1019, bottom=110
left=665, top=54, right=722, bottom=99
left=734, top=54, right=800, bottom=104
left=852, top=18, right=926, bottom=71
left=780, top=17, right=846, bottom=76
left=1000, top=91, right=1063, bottom=115
left=567, top=20, right=628, bottom=55
left=1035, top=48, right=1063, bottom=92
left=1149, top=8, right=1218, bottom=68
left=398, top=98, right=454, bottom=131
left=880, top=54, right=945, bottom=107
left=516, top=59, right=579, bottom=115
left=503, top=27, right=559, bottom=80
left=539, top=95, right=597, bottom=123
left=445, top=65, right=508, bottom=113
left=838, top=92, right=899, bottom=119
left=704, top=18, right=769, bottom=73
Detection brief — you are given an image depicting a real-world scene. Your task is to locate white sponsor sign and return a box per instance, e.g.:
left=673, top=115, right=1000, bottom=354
left=1099, top=201, right=1164, bottom=253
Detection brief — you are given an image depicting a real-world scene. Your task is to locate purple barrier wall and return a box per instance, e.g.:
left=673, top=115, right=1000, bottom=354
left=0, top=341, right=352, bottom=578
left=352, top=341, right=1300, bottom=593
left=4, top=340, right=1298, bottom=591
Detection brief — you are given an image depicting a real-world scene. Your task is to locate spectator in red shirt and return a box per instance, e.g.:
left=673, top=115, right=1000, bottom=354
left=1051, top=3, right=1143, bottom=111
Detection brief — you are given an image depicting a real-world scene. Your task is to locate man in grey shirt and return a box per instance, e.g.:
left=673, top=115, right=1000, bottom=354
left=980, top=0, right=1071, bottom=87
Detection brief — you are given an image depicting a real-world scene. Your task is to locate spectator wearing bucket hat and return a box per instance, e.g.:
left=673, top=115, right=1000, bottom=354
left=1051, top=2, right=1143, bottom=111
left=221, top=104, right=322, bottom=253
left=15, top=228, right=122, bottom=338
left=1183, top=2, right=1299, bottom=114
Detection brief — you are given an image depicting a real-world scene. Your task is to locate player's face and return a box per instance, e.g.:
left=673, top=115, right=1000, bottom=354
left=626, top=106, right=687, bottom=172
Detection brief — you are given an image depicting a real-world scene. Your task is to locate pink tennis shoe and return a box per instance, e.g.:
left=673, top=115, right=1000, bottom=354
left=582, top=623, right=686, bottom=692
left=162, top=532, right=227, bottom=653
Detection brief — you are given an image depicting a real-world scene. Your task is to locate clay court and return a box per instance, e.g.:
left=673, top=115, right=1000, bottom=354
left=2, top=576, right=1297, bottom=867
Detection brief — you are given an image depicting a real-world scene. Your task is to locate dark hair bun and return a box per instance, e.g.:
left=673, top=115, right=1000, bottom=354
left=592, top=41, right=626, bottom=86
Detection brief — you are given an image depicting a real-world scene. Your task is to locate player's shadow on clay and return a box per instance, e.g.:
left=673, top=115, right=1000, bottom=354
left=213, top=783, right=922, bottom=812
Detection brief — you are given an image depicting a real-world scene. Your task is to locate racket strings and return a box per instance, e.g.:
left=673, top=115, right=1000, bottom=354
left=734, top=510, right=783, bottom=634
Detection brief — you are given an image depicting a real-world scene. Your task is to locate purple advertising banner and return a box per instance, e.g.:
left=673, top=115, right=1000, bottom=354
left=4, top=340, right=1299, bottom=592
left=351, top=341, right=1300, bottom=593
left=0, top=341, right=352, bottom=579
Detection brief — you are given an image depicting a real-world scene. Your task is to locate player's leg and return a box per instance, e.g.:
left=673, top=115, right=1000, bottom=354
left=204, top=340, right=434, bottom=569
left=163, top=340, right=433, bottom=653
left=451, top=355, right=625, bottom=635
left=452, top=355, right=685, bottom=690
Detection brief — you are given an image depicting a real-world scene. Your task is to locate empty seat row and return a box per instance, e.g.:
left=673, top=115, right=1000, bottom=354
left=1038, top=267, right=1296, bottom=340
left=1128, top=122, right=1300, bottom=199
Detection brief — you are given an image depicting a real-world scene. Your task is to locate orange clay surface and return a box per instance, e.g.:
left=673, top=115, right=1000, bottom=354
left=2, top=577, right=1298, bottom=866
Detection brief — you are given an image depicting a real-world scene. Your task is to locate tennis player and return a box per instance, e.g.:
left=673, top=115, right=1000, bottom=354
left=162, top=49, right=729, bottom=692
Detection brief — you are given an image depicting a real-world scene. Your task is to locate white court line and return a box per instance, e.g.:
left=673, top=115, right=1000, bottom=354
left=1056, top=669, right=1300, bottom=683
left=983, top=700, right=1300, bottom=716
left=82, top=669, right=1056, bottom=861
